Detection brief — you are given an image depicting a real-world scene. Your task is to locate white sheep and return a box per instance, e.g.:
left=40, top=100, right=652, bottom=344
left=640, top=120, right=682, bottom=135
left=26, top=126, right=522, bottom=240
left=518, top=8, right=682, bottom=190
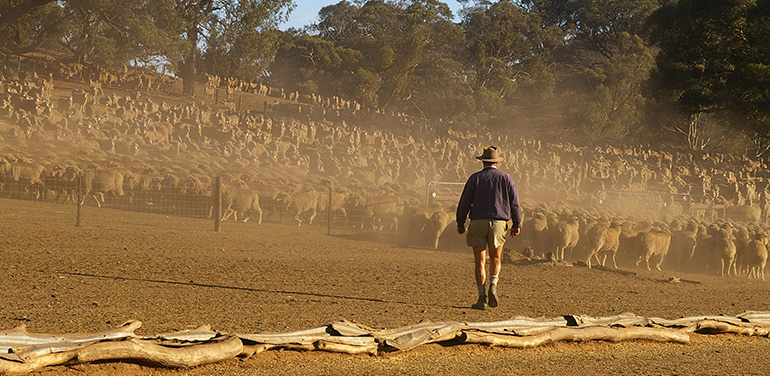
left=634, top=226, right=671, bottom=271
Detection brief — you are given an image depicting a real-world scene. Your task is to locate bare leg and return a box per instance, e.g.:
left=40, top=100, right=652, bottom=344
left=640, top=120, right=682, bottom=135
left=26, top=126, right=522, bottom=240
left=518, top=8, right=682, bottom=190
left=472, top=245, right=488, bottom=310
left=487, top=245, right=503, bottom=308
left=488, top=246, right=503, bottom=279
left=473, top=246, right=487, bottom=287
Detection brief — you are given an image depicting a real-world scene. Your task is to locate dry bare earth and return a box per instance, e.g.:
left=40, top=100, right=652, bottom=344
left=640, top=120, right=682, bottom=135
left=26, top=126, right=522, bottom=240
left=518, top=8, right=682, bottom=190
left=1, top=199, right=770, bottom=375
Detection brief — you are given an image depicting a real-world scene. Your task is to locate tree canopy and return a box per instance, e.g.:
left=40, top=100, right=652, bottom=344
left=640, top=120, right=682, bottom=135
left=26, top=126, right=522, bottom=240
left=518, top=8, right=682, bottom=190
left=3, top=0, right=770, bottom=156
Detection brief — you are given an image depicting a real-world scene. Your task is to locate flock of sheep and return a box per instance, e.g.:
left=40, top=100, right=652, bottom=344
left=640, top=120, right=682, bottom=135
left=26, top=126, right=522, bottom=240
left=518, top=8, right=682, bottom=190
left=2, top=59, right=770, bottom=279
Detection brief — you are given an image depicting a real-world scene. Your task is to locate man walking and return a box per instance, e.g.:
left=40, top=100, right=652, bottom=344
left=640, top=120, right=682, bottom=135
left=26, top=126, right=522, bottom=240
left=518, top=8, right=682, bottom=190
left=457, top=146, right=521, bottom=310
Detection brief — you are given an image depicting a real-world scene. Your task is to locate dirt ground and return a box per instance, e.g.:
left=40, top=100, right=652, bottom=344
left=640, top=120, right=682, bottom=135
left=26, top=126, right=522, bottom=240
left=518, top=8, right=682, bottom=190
left=2, top=202, right=770, bottom=375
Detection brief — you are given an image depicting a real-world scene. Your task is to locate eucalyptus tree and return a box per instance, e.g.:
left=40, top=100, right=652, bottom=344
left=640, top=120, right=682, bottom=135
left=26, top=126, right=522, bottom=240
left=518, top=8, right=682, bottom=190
left=383, top=0, right=468, bottom=117
left=164, top=0, right=294, bottom=95
left=275, top=0, right=467, bottom=118
left=519, top=0, right=661, bottom=142
left=460, top=0, right=560, bottom=127
left=197, top=0, right=294, bottom=85
left=0, top=0, right=67, bottom=55
left=646, top=0, right=769, bottom=154
left=270, top=32, right=380, bottom=107
left=562, top=32, right=654, bottom=141
left=55, top=0, right=176, bottom=66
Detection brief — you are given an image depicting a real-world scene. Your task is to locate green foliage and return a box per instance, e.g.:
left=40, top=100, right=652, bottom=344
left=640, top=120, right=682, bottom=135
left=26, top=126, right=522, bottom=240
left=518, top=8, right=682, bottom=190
left=0, top=1, right=66, bottom=55
left=646, top=0, right=770, bottom=154
left=647, top=0, right=747, bottom=113
left=3, top=0, right=769, bottom=155
left=270, top=33, right=380, bottom=106
left=276, top=0, right=468, bottom=118
left=564, top=32, right=654, bottom=141
left=461, top=0, right=558, bottom=126
left=58, top=0, right=164, bottom=65
left=199, top=0, right=293, bottom=81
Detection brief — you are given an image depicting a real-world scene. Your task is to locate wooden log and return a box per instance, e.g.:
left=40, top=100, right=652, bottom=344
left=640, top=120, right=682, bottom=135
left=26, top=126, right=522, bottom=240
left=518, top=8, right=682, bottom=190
left=694, top=320, right=770, bottom=337
left=564, top=313, right=645, bottom=327
left=0, top=320, right=141, bottom=345
left=648, top=315, right=747, bottom=328
left=329, top=320, right=377, bottom=337
left=237, top=327, right=331, bottom=345
left=0, top=336, right=243, bottom=374
left=0, top=320, right=141, bottom=357
left=156, top=325, right=220, bottom=342
left=737, top=311, right=770, bottom=325
left=465, top=317, right=569, bottom=329
left=316, top=340, right=378, bottom=355
left=11, top=340, right=101, bottom=363
left=239, top=343, right=277, bottom=358
left=462, top=326, right=690, bottom=348
left=383, top=323, right=464, bottom=351
left=369, top=321, right=445, bottom=338
left=6, top=312, right=770, bottom=372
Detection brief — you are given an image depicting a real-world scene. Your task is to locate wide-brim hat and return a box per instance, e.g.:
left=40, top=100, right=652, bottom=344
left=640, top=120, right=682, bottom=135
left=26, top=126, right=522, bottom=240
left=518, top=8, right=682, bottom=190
left=476, top=146, right=504, bottom=162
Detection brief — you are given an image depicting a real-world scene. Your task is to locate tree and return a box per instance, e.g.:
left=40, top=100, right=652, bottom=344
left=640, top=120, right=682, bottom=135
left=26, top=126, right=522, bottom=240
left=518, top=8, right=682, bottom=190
left=735, top=0, right=770, bottom=156
left=0, top=1, right=67, bottom=55
left=383, top=0, right=468, bottom=116
left=461, top=0, right=559, bottom=127
left=56, top=0, right=174, bottom=66
left=563, top=32, right=654, bottom=141
left=286, top=0, right=468, bottom=117
left=157, top=0, right=294, bottom=96
left=199, top=0, right=294, bottom=81
left=270, top=32, right=381, bottom=107
left=646, top=0, right=769, bottom=154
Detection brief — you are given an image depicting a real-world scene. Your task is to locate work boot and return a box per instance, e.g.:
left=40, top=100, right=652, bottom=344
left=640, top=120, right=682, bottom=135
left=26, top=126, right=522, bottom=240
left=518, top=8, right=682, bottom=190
left=488, top=285, right=499, bottom=308
left=471, top=294, right=487, bottom=310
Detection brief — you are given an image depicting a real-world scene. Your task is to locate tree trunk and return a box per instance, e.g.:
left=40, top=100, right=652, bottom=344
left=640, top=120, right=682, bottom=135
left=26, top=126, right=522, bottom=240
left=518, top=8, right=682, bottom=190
left=180, top=25, right=199, bottom=97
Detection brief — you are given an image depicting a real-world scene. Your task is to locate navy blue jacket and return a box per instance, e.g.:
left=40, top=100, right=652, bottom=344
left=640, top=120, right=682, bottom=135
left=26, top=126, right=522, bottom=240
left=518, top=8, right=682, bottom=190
left=456, top=166, right=521, bottom=228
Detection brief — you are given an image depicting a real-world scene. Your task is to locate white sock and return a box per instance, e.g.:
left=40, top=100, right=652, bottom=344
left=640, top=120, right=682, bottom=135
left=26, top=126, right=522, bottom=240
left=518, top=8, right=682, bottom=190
left=489, top=275, right=499, bottom=288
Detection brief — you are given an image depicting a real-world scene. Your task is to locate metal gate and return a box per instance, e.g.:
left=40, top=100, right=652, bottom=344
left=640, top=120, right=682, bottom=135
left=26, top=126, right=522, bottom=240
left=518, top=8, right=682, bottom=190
left=425, top=181, right=465, bottom=208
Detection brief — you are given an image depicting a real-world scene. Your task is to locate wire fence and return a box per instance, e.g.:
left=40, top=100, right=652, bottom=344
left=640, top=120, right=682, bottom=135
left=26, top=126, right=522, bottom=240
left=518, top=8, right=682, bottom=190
left=0, top=173, right=427, bottom=233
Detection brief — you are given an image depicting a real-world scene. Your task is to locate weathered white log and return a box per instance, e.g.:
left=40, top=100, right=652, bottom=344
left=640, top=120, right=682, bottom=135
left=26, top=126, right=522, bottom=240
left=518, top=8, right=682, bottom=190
left=383, top=323, right=465, bottom=351
left=694, top=320, right=770, bottom=337
left=567, top=313, right=649, bottom=327
left=737, top=311, right=770, bottom=325
left=10, top=340, right=101, bottom=362
left=6, top=312, right=770, bottom=373
left=0, top=320, right=140, bottom=350
left=329, top=320, right=377, bottom=337
left=0, top=320, right=142, bottom=362
left=239, top=336, right=378, bottom=355
left=367, top=321, right=446, bottom=338
left=316, top=340, right=378, bottom=355
left=238, top=327, right=377, bottom=354
left=465, top=317, right=570, bottom=329
left=648, top=315, right=746, bottom=328
left=237, top=327, right=330, bottom=345
left=239, top=343, right=277, bottom=358
left=0, top=336, right=243, bottom=374
left=155, top=325, right=220, bottom=342
left=462, top=326, right=690, bottom=348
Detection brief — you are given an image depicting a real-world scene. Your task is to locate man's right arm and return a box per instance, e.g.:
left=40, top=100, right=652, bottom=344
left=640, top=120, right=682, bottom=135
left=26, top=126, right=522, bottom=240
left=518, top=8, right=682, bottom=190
left=456, top=177, right=474, bottom=232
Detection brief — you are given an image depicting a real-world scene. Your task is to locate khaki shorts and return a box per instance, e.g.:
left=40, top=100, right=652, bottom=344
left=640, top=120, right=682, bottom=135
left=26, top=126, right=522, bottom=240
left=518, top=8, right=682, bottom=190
left=466, top=219, right=508, bottom=248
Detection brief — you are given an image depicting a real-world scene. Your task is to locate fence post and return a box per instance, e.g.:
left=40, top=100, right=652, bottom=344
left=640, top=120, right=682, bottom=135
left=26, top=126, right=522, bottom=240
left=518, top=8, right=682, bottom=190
left=327, top=182, right=333, bottom=235
left=76, top=173, right=82, bottom=227
left=213, top=176, right=222, bottom=232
